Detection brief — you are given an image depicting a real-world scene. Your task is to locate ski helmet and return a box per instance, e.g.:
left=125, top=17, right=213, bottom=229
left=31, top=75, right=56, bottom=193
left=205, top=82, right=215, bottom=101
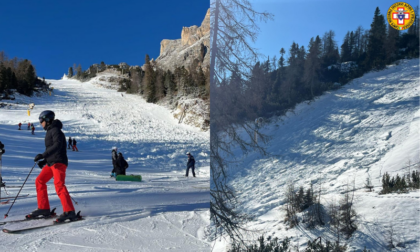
left=186, top=152, right=191, bottom=155
left=39, top=110, right=55, bottom=123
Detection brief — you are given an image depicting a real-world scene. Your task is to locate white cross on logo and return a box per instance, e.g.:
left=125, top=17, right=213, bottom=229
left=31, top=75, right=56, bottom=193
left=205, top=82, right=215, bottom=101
left=392, top=7, right=410, bottom=25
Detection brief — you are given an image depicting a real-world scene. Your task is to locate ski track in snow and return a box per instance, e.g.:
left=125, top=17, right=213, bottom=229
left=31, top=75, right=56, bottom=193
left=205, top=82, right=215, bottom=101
left=215, top=59, right=420, bottom=251
left=0, top=75, right=210, bottom=251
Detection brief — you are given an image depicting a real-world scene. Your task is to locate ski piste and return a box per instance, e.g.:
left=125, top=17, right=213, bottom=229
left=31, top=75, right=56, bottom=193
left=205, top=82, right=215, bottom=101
left=0, top=208, right=57, bottom=226
left=2, top=211, right=83, bottom=233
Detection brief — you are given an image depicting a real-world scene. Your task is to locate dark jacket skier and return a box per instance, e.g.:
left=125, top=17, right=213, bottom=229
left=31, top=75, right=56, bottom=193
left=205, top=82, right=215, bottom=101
left=68, top=137, right=72, bottom=149
left=31, top=110, right=77, bottom=223
left=115, top=152, right=128, bottom=176
left=0, top=141, right=5, bottom=187
left=0, top=141, right=5, bottom=159
left=111, top=148, right=118, bottom=177
left=185, top=152, right=195, bottom=177
left=72, top=138, right=78, bottom=152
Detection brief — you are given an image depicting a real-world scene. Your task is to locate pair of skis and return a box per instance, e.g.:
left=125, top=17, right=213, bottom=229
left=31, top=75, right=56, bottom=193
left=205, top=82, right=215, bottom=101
left=1, top=208, right=84, bottom=233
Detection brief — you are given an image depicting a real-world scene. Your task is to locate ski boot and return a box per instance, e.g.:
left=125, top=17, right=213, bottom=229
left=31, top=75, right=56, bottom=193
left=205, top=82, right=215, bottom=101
left=26, top=208, right=55, bottom=219
left=55, top=211, right=79, bottom=223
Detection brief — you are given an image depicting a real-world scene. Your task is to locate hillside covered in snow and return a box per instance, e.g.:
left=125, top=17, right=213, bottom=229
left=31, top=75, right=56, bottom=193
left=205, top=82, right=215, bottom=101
left=214, top=59, right=419, bottom=251
left=0, top=76, right=210, bottom=251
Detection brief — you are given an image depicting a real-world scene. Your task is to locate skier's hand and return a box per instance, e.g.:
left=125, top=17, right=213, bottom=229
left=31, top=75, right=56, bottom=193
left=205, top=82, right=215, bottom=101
left=34, top=154, right=44, bottom=162
left=38, top=160, right=47, bottom=169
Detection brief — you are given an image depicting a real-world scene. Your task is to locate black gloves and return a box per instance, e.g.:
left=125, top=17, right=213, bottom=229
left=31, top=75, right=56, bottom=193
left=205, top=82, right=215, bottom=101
left=34, top=154, right=44, bottom=162
left=38, top=160, right=47, bottom=169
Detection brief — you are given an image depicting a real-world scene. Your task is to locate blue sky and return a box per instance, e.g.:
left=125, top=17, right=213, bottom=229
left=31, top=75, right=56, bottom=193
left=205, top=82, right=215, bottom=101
left=251, top=0, right=419, bottom=61
left=0, top=0, right=209, bottom=79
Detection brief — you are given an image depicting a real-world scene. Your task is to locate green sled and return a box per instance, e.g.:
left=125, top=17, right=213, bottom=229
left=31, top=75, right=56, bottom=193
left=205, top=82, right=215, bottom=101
left=116, top=175, right=142, bottom=182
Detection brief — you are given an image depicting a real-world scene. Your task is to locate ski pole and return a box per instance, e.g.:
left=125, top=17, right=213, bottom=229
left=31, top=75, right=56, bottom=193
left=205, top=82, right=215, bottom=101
left=4, top=162, right=37, bottom=218
left=70, top=195, right=78, bottom=205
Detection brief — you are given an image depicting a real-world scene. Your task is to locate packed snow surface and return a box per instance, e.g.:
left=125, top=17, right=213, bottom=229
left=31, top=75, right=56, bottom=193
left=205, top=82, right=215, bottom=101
left=214, top=59, right=419, bottom=251
left=0, top=75, right=210, bottom=251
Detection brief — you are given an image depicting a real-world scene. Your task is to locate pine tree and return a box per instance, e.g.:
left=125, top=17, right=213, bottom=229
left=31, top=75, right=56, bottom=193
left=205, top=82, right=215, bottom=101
left=155, top=70, right=165, bottom=100
left=76, top=64, right=82, bottom=79
left=304, top=36, right=322, bottom=99
left=297, top=186, right=305, bottom=211
left=340, top=32, right=351, bottom=62
left=385, top=24, right=400, bottom=64
left=339, top=187, right=357, bottom=238
left=143, top=54, right=156, bottom=103
left=100, top=61, right=106, bottom=72
left=322, top=30, right=340, bottom=66
left=68, top=67, right=73, bottom=78
left=0, top=63, right=4, bottom=93
left=366, top=7, right=387, bottom=70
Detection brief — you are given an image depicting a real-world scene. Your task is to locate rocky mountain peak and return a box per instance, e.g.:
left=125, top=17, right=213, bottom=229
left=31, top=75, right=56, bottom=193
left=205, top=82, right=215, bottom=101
left=156, top=9, right=210, bottom=72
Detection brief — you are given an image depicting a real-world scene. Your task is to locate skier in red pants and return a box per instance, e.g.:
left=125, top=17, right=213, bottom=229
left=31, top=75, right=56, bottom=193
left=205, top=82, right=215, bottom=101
left=29, top=110, right=77, bottom=223
left=72, top=138, right=78, bottom=152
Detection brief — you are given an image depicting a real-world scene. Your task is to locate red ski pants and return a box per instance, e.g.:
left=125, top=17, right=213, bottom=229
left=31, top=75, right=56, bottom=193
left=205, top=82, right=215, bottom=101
left=72, top=145, right=78, bottom=151
left=35, top=163, right=74, bottom=212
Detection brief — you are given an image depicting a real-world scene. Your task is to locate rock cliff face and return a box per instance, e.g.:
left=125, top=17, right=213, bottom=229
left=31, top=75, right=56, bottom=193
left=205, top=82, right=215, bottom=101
left=156, top=9, right=210, bottom=71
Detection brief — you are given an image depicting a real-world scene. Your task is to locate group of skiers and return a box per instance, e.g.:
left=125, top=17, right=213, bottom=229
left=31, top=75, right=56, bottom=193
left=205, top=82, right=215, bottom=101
left=109, top=149, right=196, bottom=178
left=18, top=122, right=35, bottom=134
left=67, top=137, right=79, bottom=152
left=2, top=109, right=199, bottom=224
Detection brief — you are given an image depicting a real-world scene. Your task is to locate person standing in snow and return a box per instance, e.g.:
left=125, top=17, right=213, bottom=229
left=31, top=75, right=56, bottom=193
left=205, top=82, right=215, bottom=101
left=0, top=141, right=5, bottom=187
left=18, top=123, right=22, bottom=130
left=31, top=124, right=35, bottom=135
left=111, top=147, right=118, bottom=177
left=185, top=152, right=196, bottom=177
left=27, top=122, right=31, bottom=130
left=72, top=138, right=78, bottom=152
left=0, top=141, right=4, bottom=161
left=30, top=110, right=77, bottom=222
left=67, top=137, right=72, bottom=149
left=115, top=152, right=128, bottom=176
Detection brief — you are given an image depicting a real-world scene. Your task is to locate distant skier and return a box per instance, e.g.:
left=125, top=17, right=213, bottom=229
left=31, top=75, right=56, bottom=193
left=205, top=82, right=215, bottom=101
left=68, top=137, right=72, bottom=149
left=111, top=147, right=118, bottom=177
left=0, top=141, right=4, bottom=160
left=72, top=138, right=78, bottom=152
left=0, top=141, right=5, bottom=187
left=18, top=123, right=22, bottom=130
left=27, top=122, right=31, bottom=130
left=185, top=152, right=195, bottom=177
left=30, top=110, right=77, bottom=222
left=115, top=152, right=128, bottom=176
left=31, top=124, right=35, bottom=135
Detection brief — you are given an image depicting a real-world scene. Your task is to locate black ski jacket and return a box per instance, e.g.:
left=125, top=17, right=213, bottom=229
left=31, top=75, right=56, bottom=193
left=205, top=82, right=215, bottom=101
left=42, top=120, right=68, bottom=166
left=115, top=154, right=128, bottom=175
left=112, top=150, right=118, bottom=164
left=72, top=139, right=77, bottom=146
left=187, top=155, right=195, bottom=168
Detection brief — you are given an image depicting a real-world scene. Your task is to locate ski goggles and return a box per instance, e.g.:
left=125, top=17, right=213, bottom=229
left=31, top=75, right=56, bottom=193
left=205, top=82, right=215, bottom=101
left=39, top=118, right=45, bottom=124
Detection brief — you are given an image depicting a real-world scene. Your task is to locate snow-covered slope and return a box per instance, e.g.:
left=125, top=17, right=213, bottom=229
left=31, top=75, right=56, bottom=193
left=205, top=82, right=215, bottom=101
left=0, top=77, right=210, bottom=251
left=214, top=59, right=420, bottom=251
